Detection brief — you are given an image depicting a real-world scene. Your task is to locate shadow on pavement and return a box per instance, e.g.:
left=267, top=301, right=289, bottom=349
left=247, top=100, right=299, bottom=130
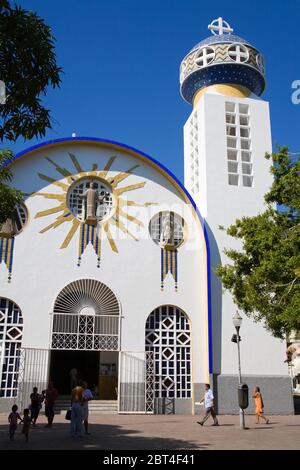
left=251, top=427, right=273, bottom=430
left=0, top=422, right=209, bottom=450
left=216, top=424, right=235, bottom=427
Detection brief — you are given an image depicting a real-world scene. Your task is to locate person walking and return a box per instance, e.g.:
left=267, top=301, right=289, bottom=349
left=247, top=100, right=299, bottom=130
left=82, top=381, right=93, bottom=435
left=22, top=408, right=32, bottom=442
left=30, top=387, right=43, bottom=427
left=8, top=405, right=22, bottom=440
left=42, top=382, right=58, bottom=428
left=70, top=381, right=84, bottom=438
left=252, top=386, right=270, bottom=424
left=197, top=383, right=219, bottom=426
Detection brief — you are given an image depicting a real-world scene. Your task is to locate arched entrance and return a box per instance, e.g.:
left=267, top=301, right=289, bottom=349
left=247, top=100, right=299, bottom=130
left=145, top=305, right=191, bottom=400
left=0, top=298, right=23, bottom=398
left=49, top=279, right=120, bottom=398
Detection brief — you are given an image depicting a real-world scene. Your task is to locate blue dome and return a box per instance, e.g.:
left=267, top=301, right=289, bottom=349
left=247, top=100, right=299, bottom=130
left=188, top=34, right=254, bottom=54
left=180, top=31, right=265, bottom=104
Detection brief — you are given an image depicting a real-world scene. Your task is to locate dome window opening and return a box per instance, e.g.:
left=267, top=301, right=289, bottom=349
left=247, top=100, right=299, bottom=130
left=256, top=54, right=265, bottom=74
left=195, top=47, right=215, bottom=68
left=227, top=43, right=249, bottom=63
left=180, top=61, right=187, bottom=83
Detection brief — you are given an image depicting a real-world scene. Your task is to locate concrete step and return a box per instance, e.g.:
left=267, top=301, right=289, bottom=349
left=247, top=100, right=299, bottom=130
left=55, top=400, right=118, bottom=414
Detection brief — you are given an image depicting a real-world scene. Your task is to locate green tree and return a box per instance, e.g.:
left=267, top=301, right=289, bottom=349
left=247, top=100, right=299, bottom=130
left=0, top=0, right=61, bottom=223
left=216, top=147, right=300, bottom=339
left=0, top=0, right=61, bottom=141
left=0, top=149, right=23, bottom=224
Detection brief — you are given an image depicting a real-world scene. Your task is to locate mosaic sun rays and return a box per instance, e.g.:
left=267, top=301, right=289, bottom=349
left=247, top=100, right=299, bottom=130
left=33, top=152, right=156, bottom=267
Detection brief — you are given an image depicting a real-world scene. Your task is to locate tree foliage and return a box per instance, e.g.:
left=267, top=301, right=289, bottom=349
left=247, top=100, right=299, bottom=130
left=0, top=149, right=23, bottom=224
left=0, top=0, right=61, bottom=223
left=216, top=147, right=300, bottom=338
left=0, top=0, right=61, bottom=141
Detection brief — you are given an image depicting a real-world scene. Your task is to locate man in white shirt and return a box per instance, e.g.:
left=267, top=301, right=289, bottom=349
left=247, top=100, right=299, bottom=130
left=197, top=383, right=219, bottom=426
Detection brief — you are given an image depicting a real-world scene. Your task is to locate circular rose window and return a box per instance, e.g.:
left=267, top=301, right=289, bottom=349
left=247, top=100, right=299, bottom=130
left=149, top=211, right=185, bottom=249
left=0, top=203, right=28, bottom=237
left=67, top=178, right=114, bottom=222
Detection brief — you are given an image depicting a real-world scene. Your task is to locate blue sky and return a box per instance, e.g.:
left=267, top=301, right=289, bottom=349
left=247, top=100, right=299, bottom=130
left=10, top=0, right=300, bottom=182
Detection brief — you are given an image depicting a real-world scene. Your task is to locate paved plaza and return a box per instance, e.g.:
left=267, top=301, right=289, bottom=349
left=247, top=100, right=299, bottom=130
left=0, top=413, right=299, bottom=450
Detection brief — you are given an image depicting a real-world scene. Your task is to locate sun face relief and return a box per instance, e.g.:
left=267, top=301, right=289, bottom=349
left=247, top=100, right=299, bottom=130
left=33, top=152, right=156, bottom=266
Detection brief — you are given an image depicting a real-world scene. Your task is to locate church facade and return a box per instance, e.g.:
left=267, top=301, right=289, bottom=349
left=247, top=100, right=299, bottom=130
left=0, top=18, right=294, bottom=414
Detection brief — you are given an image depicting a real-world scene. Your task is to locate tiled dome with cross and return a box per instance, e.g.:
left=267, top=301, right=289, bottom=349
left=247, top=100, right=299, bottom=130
left=180, top=17, right=266, bottom=104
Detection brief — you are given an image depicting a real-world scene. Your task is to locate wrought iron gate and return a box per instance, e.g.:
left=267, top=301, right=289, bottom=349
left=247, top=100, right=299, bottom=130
left=51, top=313, right=120, bottom=350
left=17, top=348, right=49, bottom=411
left=118, top=351, right=154, bottom=414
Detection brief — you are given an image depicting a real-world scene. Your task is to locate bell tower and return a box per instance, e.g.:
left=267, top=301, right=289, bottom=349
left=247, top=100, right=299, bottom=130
left=180, top=18, right=293, bottom=413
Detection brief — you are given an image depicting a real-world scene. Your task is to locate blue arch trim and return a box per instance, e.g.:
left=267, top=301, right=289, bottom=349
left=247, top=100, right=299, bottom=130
left=12, top=136, right=213, bottom=373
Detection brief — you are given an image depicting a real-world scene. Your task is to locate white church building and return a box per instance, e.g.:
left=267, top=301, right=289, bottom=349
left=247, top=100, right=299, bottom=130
left=0, top=18, right=294, bottom=414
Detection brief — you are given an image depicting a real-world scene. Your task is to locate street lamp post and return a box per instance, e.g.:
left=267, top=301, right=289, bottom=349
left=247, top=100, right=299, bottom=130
left=232, top=311, right=246, bottom=429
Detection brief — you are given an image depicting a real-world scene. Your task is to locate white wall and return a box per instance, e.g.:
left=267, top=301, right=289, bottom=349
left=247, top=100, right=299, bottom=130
left=0, top=141, right=210, bottom=385
left=184, top=89, right=288, bottom=376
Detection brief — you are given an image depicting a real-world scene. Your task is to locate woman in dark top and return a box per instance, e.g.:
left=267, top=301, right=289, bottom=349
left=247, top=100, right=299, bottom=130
left=30, top=387, right=43, bottom=427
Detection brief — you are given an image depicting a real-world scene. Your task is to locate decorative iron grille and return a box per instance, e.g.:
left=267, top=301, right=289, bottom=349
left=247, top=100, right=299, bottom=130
left=145, top=305, right=191, bottom=399
left=0, top=298, right=23, bottom=398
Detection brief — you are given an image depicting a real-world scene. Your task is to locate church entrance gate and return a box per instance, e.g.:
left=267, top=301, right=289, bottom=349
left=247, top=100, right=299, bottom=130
left=118, top=351, right=154, bottom=414
left=49, top=279, right=121, bottom=399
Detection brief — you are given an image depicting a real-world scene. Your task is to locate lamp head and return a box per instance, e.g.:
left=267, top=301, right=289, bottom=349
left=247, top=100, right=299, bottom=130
left=233, top=310, right=243, bottom=329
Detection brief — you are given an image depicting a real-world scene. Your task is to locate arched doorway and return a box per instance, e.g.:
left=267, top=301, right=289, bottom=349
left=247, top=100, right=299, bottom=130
left=0, top=298, right=23, bottom=398
left=145, top=305, right=191, bottom=400
left=50, top=279, right=120, bottom=398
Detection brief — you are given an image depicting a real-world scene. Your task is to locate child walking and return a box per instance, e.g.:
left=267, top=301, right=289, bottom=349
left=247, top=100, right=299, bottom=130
left=252, top=386, right=270, bottom=424
left=22, top=408, right=32, bottom=442
left=8, top=405, right=22, bottom=440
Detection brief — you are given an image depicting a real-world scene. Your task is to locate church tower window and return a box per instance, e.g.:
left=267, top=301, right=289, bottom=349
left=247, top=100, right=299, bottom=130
left=226, top=101, right=253, bottom=187
left=188, top=111, right=199, bottom=194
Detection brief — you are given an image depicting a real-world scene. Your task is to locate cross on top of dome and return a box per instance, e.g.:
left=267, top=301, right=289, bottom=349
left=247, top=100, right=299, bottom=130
left=208, top=17, right=233, bottom=36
